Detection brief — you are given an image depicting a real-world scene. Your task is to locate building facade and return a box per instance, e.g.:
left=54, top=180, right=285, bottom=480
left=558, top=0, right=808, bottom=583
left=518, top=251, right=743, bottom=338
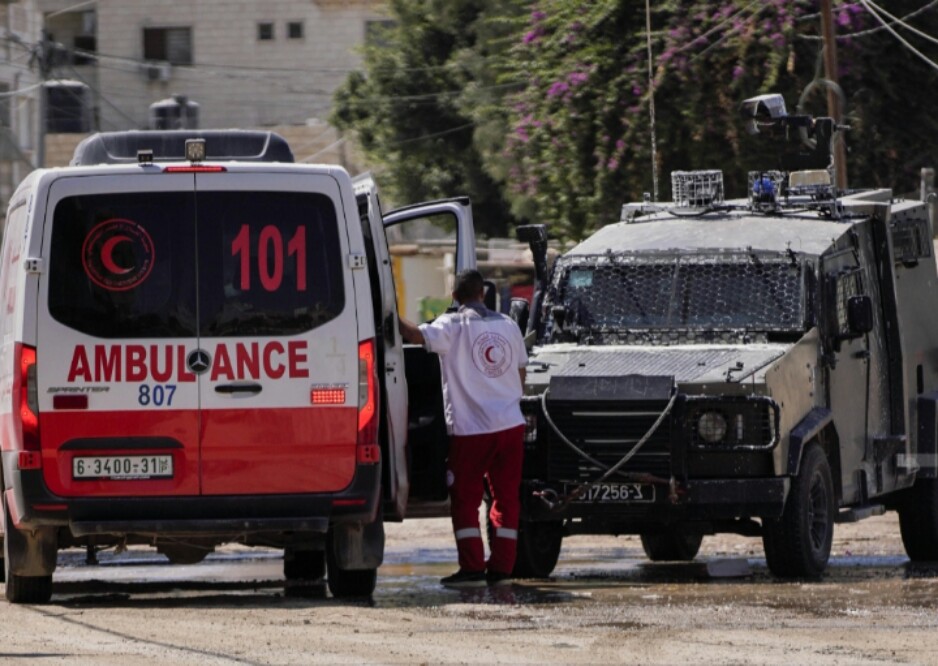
left=41, top=0, right=386, bottom=134
left=0, top=0, right=41, bottom=205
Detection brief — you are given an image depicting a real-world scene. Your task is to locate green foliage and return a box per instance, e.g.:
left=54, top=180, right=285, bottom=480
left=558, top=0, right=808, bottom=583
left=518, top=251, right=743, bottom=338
left=336, top=0, right=938, bottom=242
left=331, top=0, right=525, bottom=237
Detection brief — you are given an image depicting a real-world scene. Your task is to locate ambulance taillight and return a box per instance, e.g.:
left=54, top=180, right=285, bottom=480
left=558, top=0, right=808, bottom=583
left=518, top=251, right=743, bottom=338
left=15, top=343, right=40, bottom=459
left=357, top=339, right=380, bottom=465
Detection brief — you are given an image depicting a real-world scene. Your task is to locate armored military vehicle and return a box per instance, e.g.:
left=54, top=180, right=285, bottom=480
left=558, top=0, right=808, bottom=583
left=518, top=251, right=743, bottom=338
left=510, top=95, right=938, bottom=578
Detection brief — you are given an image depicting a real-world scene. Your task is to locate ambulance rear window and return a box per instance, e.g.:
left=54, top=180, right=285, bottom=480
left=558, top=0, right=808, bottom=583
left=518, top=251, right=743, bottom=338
left=48, top=190, right=344, bottom=338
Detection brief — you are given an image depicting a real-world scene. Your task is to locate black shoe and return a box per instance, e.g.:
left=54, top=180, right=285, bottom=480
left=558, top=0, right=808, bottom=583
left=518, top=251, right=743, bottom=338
left=486, top=571, right=513, bottom=587
left=441, top=570, right=487, bottom=588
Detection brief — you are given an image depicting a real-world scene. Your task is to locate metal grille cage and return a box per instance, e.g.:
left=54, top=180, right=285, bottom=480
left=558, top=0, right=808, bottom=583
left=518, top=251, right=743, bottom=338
left=543, top=252, right=805, bottom=342
left=748, top=170, right=786, bottom=210
left=671, top=170, right=724, bottom=208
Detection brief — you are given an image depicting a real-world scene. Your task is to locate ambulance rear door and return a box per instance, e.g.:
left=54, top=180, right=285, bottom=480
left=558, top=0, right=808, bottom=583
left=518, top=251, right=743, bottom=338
left=353, top=174, right=408, bottom=520
left=36, top=173, right=202, bottom=498
left=194, top=171, right=360, bottom=496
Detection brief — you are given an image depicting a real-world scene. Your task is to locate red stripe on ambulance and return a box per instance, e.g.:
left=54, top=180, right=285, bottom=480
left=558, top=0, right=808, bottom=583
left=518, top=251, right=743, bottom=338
left=66, top=341, right=310, bottom=383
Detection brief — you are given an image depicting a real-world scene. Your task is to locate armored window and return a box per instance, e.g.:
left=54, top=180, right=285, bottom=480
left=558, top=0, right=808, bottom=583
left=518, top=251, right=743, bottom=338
left=143, top=27, right=192, bottom=65
left=892, top=218, right=931, bottom=264
left=833, top=268, right=863, bottom=338
left=544, top=252, right=806, bottom=341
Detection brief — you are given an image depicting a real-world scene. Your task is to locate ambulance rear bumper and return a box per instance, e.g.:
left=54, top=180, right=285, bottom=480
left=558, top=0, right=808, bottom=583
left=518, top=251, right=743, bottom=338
left=4, top=455, right=380, bottom=536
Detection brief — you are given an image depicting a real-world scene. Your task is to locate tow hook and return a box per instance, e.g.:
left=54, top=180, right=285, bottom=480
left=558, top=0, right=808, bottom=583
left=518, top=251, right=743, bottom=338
left=669, top=476, right=683, bottom=504
left=533, top=487, right=562, bottom=511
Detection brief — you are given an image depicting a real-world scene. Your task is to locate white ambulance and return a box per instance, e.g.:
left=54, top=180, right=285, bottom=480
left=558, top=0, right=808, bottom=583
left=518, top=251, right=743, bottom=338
left=0, top=130, right=475, bottom=602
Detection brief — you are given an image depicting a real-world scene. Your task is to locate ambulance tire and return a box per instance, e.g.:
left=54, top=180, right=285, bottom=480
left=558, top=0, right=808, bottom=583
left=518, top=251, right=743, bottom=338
left=284, top=548, right=327, bottom=598
left=640, top=529, right=704, bottom=562
left=898, top=478, right=938, bottom=561
left=762, top=444, right=834, bottom=578
left=512, top=520, right=563, bottom=579
left=325, top=556, right=377, bottom=599
left=3, top=493, right=53, bottom=604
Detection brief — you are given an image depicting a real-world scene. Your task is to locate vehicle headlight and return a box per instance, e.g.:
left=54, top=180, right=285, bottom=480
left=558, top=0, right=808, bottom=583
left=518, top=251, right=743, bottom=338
left=697, top=411, right=727, bottom=443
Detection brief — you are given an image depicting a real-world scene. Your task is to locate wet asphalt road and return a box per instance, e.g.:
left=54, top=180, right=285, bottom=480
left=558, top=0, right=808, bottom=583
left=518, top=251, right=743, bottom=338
left=3, top=515, right=938, bottom=664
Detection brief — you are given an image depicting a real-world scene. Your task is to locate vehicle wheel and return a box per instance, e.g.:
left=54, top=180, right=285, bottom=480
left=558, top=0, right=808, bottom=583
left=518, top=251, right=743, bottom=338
left=512, top=520, right=563, bottom=578
left=284, top=548, right=327, bottom=598
left=284, top=548, right=326, bottom=580
left=326, top=543, right=376, bottom=598
left=898, top=479, right=938, bottom=561
left=640, top=529, right=704, bottom=562
left=762, top=444, right=835, bottom=578
left=157, top=543, right=211, bottom=565
left=3, top=492, right=53, bottom=604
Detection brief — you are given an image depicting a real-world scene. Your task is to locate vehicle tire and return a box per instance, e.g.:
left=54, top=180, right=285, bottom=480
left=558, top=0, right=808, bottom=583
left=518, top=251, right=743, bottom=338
left=157, top=543, right=211, bottom=565
left=284, top=548, right=327, bottom=598
left=762, top=444, right=835, bottom=578
left=284, top=548, right=326, bottom=580
left=326, top=545, right=377, bottom=598
left=640, top=529, right=704, bottom=562
left=512, top=520, right=563, bottom=578
left=3, top=492, right=53, bottom=604
left=898, top=478, right=938, bottom=561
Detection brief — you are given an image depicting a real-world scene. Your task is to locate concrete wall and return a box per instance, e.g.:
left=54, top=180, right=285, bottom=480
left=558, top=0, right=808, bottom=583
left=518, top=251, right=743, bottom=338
left=86, top=0, right=386, bottom=131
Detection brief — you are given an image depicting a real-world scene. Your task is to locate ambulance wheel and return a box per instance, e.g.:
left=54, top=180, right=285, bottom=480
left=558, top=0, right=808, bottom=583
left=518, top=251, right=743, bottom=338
left=3, top=492, right=52, bottom=604
left=325, top=547, right=376, bottom=598
left=762, top=444, right=834, bottom=578
left=512, top=520, right=563, bottom=578
left=898, top=478, right=938, bottom=561
left=284, top=548, right=326, bottom=580
left=640, top=529, right=703, bottom=561
left=284, top=548, right=327, bottom=598
left=157, top=543, right=211, bottom=565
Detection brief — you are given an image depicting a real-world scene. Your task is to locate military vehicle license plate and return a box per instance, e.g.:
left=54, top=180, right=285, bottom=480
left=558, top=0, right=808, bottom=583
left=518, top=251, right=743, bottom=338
left=73, top=455, right=173, bottom=480
left=567, top=483, right=655, bottom=502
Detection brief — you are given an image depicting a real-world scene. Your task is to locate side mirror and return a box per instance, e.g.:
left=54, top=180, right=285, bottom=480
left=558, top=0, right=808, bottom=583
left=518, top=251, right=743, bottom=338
left=483, top=280, right=497, bottom=312
left=847, top=295, right=873, bottom=336
left=551, top=305, right=567, bottom=329
left=508, top=297, right=529, bottom=333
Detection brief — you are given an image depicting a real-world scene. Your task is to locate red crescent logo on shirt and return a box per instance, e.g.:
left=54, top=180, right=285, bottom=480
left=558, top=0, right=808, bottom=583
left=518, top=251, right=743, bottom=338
left=472, top=331, right=512, bottom=378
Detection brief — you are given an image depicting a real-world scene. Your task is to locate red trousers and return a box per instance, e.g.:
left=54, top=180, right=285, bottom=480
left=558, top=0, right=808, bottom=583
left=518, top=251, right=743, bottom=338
left=447, top=424, right=525, bottom=575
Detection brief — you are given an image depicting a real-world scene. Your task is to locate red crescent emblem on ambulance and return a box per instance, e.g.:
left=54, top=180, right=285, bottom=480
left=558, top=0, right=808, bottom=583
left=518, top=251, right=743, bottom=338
left=100, top=235, right=133, bottom=275
left=82, top=219, right=155, bottom=291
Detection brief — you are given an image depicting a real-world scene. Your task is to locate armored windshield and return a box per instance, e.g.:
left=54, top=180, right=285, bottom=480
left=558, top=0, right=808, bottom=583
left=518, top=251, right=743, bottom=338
left=541, top=252, right=808, bottom=343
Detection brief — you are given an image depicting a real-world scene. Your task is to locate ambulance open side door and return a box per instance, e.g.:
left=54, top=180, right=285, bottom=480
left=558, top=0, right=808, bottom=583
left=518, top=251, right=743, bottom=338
left=382, top=198, right=476, bottom=517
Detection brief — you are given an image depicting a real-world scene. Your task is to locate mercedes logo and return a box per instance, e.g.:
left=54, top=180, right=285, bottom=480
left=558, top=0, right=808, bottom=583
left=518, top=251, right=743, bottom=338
left=187, top=349, right=211, bottom=374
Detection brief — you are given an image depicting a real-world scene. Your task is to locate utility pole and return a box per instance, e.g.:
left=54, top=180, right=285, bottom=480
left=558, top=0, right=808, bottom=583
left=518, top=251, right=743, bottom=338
left=820, top=0, right=848, bottom=190
left=35, top=30, right=53, bottom=169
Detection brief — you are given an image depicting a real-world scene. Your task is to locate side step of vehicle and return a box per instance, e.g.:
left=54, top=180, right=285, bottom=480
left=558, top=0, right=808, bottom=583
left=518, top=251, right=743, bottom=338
left=835, top=504, right=886, bottom=523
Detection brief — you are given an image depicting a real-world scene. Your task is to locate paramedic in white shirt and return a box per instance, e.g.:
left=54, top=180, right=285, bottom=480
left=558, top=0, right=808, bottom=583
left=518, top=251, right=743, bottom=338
left=399, top=269, right=528, bottom=588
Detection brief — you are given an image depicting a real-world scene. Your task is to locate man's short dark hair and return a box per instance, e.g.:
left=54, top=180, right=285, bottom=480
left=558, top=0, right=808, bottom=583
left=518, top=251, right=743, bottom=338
left=453, top=269, right=485, bottom=304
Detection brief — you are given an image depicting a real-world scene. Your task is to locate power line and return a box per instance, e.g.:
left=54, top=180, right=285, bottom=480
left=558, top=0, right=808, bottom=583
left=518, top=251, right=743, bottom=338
left=857, top=0, right=938, bottom=74
left=799, top=0, right=938, bottom=40
left=860, top=0, right=938, bottom=47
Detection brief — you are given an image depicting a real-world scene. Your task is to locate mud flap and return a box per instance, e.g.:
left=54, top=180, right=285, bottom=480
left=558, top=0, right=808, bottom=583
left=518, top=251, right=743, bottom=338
left=5, top=522, right=57, bottom=577
left=329, top=518, right=384, bottom=570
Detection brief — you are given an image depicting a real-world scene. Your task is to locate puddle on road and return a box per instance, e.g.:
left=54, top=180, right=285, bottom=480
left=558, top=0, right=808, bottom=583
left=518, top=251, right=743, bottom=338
left=42, top=544, right=938, bottom=613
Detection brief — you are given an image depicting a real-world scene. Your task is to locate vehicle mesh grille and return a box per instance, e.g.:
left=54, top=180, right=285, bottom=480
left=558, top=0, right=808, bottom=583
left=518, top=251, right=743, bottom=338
left=544, top=399, right=672, bottom=482
left=543, top=253, right=804, bottom=340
